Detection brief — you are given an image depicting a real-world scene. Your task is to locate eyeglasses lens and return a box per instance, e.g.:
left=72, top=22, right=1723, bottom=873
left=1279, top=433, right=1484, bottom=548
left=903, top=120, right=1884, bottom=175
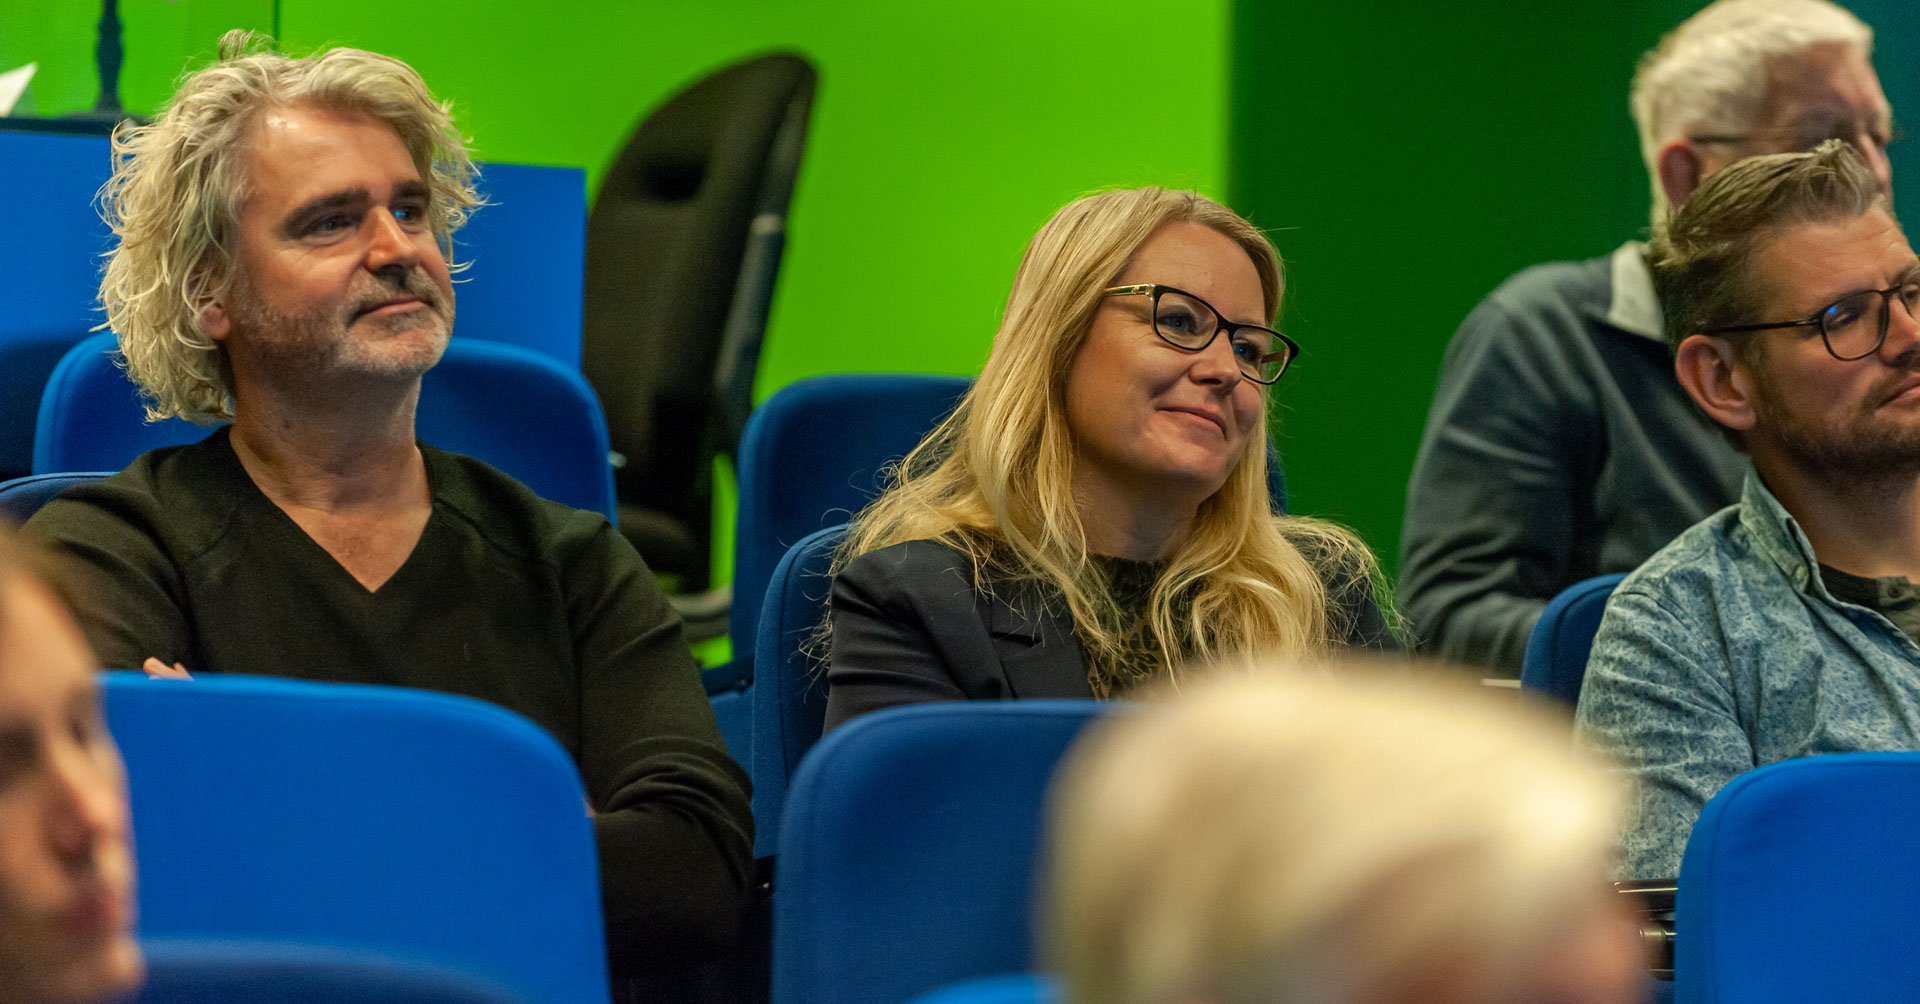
left=1154, top=290, right=1288, bottom=382
left=1822, top=290, right=1889, bottom=360
left=1153, top=290, right=1217, bottom=349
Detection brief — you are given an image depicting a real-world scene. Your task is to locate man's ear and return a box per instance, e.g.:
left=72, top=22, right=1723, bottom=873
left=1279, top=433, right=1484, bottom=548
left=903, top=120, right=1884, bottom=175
left=1657, top=140, right=1707, bottom=212
left=1675, top=333, right=1757, bottom=433
left=200, top=299, right=230, bottom=341
left=193, top=271, right=231, bottom=342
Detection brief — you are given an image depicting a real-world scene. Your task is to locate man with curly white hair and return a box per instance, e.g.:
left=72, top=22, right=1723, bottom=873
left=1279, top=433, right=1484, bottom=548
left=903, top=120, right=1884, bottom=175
left=24, top=32, right=752, bottom=1000
left=1402, top=0, right=1895, bottom=675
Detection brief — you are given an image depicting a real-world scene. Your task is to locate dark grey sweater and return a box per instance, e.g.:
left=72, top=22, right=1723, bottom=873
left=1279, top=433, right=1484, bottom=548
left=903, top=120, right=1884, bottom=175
left=1399, top=244, right=1747, bottom=674
left=24, top=428, right=752, bottom=990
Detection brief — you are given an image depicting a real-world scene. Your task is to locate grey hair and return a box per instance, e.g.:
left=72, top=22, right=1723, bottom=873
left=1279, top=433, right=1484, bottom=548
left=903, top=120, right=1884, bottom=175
left=97, top=30, right=481, bottom=423
left=1630, top=0, right=1872, bottom=227
left=1650, top=139, right=1887, bottom=354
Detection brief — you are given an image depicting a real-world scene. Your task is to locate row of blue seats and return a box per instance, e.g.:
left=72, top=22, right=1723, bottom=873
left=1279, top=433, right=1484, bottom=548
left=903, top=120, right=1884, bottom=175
left=0, top=335, right=970, bottom=855
left=95, top=666, right=1920, bottom=1004
left=4, top=329, right=1608, bottom=862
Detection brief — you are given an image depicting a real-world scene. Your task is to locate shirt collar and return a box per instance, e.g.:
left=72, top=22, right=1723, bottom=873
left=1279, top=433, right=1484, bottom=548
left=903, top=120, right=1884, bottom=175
left=1739, top=467, right=1836, bottom=600
left=1606, top=241, right=1665, bottom=343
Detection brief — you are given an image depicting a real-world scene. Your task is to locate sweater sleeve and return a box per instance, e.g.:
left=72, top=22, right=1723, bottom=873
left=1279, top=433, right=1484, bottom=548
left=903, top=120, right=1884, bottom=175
left=22, top=486, right=195, bottom=672
left=1574, top=583, right=1753, bottom=880
left=562, top=517, right=753, bottom=981
left=1399, top=287, right=1597, bottom=675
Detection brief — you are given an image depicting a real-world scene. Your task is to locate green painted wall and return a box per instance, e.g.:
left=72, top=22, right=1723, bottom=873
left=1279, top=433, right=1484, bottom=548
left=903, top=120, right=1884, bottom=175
left=1229, top=1, right=1700, bottom=578
left=274, top=0, right=1233, bottom=400
left=0, top=1, right=271, bottom=117
left=8, top=0, right=1230, bottom=398
left=1230, top=1, right=1917, bottom=581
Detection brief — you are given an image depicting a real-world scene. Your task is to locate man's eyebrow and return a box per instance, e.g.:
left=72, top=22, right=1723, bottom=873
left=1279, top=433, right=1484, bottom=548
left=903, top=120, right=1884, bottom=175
left=392, top=179, right=431, bottom=202
left=280, top=188, right=371, bottom=235
left=1897, top=260, right=1920, bottom=285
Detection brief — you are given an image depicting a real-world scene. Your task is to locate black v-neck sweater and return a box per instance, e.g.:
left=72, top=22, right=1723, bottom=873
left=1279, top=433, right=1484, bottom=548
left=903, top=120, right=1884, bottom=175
left=25, top=427, right=751, bottom=981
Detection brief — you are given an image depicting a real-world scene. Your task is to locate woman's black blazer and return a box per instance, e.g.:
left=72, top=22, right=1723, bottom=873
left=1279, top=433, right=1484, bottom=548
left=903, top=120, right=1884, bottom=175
left=823, top=538, right=1395, bottom=731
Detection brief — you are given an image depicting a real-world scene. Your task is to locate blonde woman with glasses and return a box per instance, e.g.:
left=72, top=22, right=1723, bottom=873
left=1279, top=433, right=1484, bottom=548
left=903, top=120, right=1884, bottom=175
left=824, top=188, right=1395, bottom=729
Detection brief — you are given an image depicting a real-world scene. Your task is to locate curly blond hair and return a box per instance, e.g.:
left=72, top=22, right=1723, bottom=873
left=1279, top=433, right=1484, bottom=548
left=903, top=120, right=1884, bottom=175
left=835, top=187, right=1388, bottom=689
left=97, top=30, right=480, bottom=423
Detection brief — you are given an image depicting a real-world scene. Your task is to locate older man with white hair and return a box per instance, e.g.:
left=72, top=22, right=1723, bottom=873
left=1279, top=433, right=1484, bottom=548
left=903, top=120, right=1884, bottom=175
left=1401, top=0, right=1896, bottom=674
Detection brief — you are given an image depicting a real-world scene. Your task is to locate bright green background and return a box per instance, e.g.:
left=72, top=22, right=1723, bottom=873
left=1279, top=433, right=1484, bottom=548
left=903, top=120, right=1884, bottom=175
left=7, top=0, right=1914, bottom=586
left=2, top=0, right=1229, bottom=395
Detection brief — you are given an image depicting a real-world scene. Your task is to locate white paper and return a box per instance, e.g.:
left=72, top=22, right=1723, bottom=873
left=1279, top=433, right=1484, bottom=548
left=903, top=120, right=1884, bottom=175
left=0, top=63, right=36, bottom=117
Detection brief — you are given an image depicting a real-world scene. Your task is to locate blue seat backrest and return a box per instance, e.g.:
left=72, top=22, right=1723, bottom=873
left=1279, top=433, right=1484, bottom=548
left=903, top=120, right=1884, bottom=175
left=102, top=672, right=610, bottom=1004
left=451, top=162, right=588, bottom=369
left=774, top=700, right=1109, bottom=1004
left=0, top=133, right=114, bottom=480
left=135, top=940, right=535, bottom=1004
left=907, top=975, right=1058, bottom=1004
left=730, top=374, right=970, bottom=655
left=1518, top=573, right=1626, bottom=706
left=0, top=471, right=110, bottom=524
left=749, top=523, right=846, bottom=856
left=1675, top=752, right=1920, bottom=1004
left=35, top=334, right=615, bottom=520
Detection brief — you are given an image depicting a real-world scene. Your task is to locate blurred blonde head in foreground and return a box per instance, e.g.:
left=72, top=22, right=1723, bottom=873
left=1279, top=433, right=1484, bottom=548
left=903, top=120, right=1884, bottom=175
left=1047, top=663, right=1641, bottom=1004
left=0, top=532, right=140, bottom=1004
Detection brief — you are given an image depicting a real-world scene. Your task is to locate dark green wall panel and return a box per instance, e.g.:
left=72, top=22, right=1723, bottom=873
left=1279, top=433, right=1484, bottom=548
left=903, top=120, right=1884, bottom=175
left=1231, top=0, right=1916, bottom=578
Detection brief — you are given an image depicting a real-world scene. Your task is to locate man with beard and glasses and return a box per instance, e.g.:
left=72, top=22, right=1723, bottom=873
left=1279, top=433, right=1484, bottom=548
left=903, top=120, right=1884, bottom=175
left=1576, top=141, right=1920, bottom=880
left=23, top=32, right=752, bottom=1000
left=1400, top=0, right=1895, bottom=676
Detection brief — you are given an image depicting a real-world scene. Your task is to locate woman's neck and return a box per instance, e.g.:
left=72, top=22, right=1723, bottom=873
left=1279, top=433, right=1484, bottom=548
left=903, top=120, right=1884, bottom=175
left=1074, top=473, right=1200, bottom=561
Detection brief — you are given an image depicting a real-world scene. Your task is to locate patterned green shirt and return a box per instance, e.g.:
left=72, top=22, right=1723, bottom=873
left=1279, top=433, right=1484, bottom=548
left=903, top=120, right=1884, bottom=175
left=1575, top=468, right=1920, bottom=879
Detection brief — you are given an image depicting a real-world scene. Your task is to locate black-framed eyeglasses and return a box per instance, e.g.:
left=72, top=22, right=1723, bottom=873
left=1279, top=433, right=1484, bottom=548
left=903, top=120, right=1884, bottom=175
left=1101, top=284, right=1298, bottom=384
left=1700, top=278, right=1920, bottom=361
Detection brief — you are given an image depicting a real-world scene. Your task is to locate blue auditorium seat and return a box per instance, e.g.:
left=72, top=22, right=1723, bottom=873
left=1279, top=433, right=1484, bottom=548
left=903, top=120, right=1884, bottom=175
left=749, top=523, right=846, bottom=856
left=0, top=132, right=114, bottom=481
left=133, top=940, right=535, bottom=1004
left=35, top=333, right=615, bottom=520
left=774, top=700, right=1110, bottom=1004
left=729, top=374, right=970, bottom=657
left=701, top=374, right=969, bottom=768
left=1675, top=752, right=1920, bottom=1004
left=103, top=672, right=609, bottom=1004
left=0, top=471, right=109, bottom=524
left=1519, top=573, right=1626, bottom=706
left=906, top=975, right=1057, bottom=1004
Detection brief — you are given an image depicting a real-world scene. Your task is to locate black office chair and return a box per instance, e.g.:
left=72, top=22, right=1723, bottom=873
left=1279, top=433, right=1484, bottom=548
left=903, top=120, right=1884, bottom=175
left=583, top=52, right=817, bottom=596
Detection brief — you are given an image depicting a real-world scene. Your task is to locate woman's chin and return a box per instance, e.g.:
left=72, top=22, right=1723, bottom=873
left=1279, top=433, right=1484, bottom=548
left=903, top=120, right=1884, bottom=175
left=43, top=936, right=144, bottom=1004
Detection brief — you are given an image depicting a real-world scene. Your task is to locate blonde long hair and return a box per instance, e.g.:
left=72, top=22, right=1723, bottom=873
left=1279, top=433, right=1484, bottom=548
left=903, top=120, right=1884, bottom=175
left=97, top=30, right=481, bottom=423
left=835, top=188, right=1380, bottom=690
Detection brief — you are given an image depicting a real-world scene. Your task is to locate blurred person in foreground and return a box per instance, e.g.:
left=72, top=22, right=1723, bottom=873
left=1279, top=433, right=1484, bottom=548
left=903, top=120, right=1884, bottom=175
left=21, top=32, right=749, bottom=997
left=1402, top=0, right=1894, bottom=675
left=1578, top=142, right=1920, bottom=879
left=1049, top=665, right=1642, bottom=1004
left=0, top=530, right=141, bottom=1004
left=823, top=188, right=1395, bottom=730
